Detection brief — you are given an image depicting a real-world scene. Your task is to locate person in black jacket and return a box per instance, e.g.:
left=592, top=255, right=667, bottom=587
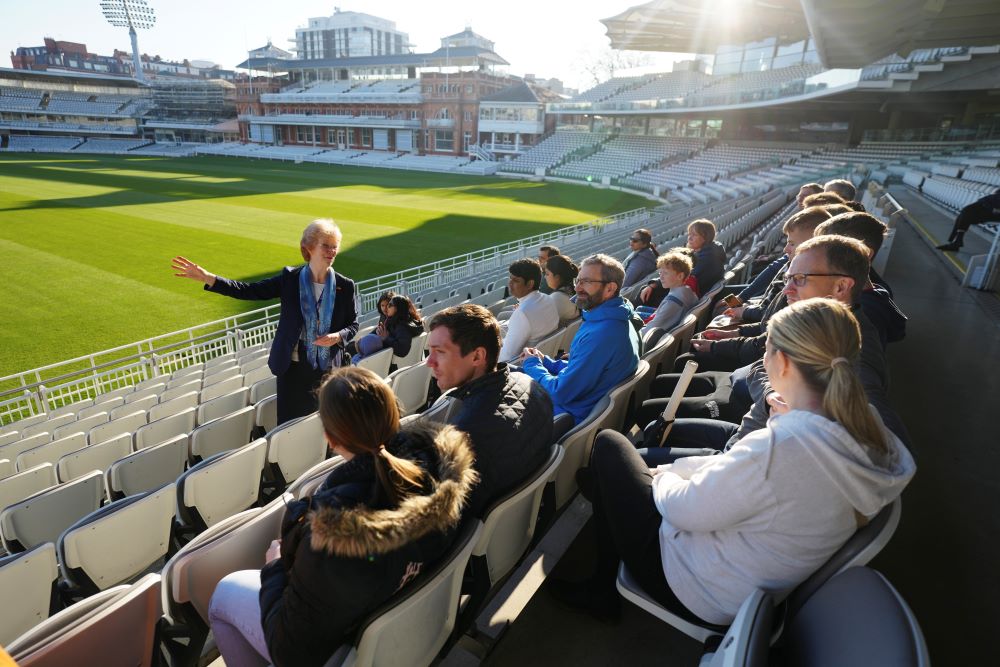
left=352, top=295, right=424, bottom=364
left=423, top=304, right=554, bottom=518
left=937, top=188, right=1000, bottom=251
left=172, top=219, right=358, bottom=424
left=207, top=367, right=478, bottom=667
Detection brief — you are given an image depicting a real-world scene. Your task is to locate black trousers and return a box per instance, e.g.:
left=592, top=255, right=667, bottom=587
left=637, top=418, right=739, bottom=466
left=948, top=204, right=1000, bottom=241
left=275, top=359, right=326, bottom=425
left=588, top=430, right=692, bottom=616
left=635, top=371, right=744, bottom=430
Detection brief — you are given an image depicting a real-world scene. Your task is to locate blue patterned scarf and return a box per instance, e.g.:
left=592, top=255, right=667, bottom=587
left=299, top=266, right=336, bottom=370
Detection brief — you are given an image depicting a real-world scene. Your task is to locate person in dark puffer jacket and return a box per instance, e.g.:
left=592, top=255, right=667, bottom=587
left=207, top=367, right=477, bottom=667
left=423, top=304, right=554, bottom=519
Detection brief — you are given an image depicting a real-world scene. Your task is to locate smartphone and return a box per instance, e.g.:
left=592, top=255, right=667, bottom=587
left=722, top=294, right=743, bottom=308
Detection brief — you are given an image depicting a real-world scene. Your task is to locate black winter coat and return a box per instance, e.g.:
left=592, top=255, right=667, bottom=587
left=258, top=421, right=478, bottom=667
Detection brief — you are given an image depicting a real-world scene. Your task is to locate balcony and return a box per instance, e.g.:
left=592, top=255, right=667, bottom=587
left=426, top=118, right=455, bottom=128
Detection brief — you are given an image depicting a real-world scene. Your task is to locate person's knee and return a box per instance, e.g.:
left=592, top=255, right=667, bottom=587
left=592, top=429, right=630, bottom=468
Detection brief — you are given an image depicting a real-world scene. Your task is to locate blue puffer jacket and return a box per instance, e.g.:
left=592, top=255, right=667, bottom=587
left=521, top=296, right=639, bottom=424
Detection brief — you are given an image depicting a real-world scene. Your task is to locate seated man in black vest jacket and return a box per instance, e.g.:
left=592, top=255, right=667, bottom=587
left=423, top=303, right=554, bottom=518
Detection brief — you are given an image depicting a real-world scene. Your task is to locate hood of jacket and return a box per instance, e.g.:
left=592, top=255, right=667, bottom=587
left=766, top=408, right=915, bottom=518
left=582, top=295, right=635, bottom=324
left=308, top=420, right=478, bottom=559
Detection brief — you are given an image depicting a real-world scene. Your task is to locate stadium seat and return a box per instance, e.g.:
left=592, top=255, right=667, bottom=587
left=53, top=412, right=107, bottom=442
left=165, top=373, right=202, bottom=391
left=160, top=494, right=290, bottom=665
left=1, top=414, right=47, bottom=434
left=95, top=386, right=134, bottom=404
left=324, top=519, right=483, bottom=667
left=205, top=353, right=236, bottom=370
left=254, top=395, right=278, bottom=435
left=780, top=567, right=929, bottom=667
left=239, top=355, right=269, bottom=374
left=670, top=313, right=698, bottom=355
left=386, top=362, right=433, bottom=416
left=0, top=431, right=21, bottom=448
left=0, top=432, right=53, bottom=466
left=57, top=433, right=132, bottom=483
left=58, top=483, right=176, bottom=595
left=147, top=391, right=199, bottom=422
left=22, top=414, right=75, bottom=439
left=88, top=410, right=147, bottom=446
left=0, top=542, right=59, bottom=646
left=242, top=364, right=274, bottom=389
left=0, top=459, right=12, bottom=481
left=199, top=375, right=244, bottom=403
left=134, top=407, right=197, bottom=450
left=287, top=456, right=346, bottom=499
left=460, top=445, right=564, bottom=633
left=109, top=397, right=155, bottom=421
left=160, top=381, right=201, bottom=403
left=392, top=331, right=428, bottom=369
left=249, top=376, right=277, bottom=404
left=265, top=413, right=327, bottom=486
left=196, top=387, right=249, bottom=426
left=15, top=432, right=87, bottom=472
left=636, top=333, right=676, bottom=409
left=0, top=463, right=58, bottom=515
left=553, top=397, right=614, bottom=508
left=0, top=470, right=105, bottom=553
left=124, top=383, right=166, bottom=405
left=188, top=405, right=255, bottom=462
left=356, top=346, right=394, bottom=378
left=175, top=438, right=267, bottom=532
left=48, top=398, right=92, bottom=419
left=699, top=588, right=773, bottom=667
left=202, top=367, right=241, bottom=389
left=533, top=327, right=564, bottom=359
left=79, top=399, right=122, bottom=420
left=5, top=573, right=162, bottom=667
left=106, top=435, right=187, bottom=501
left=557, top=317, right=584, bottom=356
left=601, top=360, right=650, bottom=434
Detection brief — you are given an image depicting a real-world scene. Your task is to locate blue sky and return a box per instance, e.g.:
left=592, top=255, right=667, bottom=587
left=0, top=1, right=690, bottom=90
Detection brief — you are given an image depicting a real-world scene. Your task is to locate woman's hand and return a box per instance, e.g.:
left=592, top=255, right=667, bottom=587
left=171, top=256, right=216, bottom=287
left=702, top=328, right=739, bottom=341
left=313, top=332, right=342, bottom=347
left=724, top=306, right=745, bottom=320
left=376, top=322, right=388, bottom=338
left=766, top=392, right=790, bottom=416
left=265, top=539, right=282, bottom=563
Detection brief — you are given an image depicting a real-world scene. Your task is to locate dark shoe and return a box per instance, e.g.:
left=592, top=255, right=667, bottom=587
left=936, top=242, right=962, bottom=251
left=546, top=577, right=622, bottom=625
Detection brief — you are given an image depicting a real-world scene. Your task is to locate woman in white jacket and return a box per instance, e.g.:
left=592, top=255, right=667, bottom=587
left=549, top=297, right=915, bottom=625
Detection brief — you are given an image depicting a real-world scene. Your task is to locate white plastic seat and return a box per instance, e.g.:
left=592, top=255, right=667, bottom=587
left=204, top=353, right=236, bottom=370
left=196, top=387, right=249, bottom=426
left=88, top=410, right=147, bottom=446
left=0, top=463, right=59, bottom=513
left=53, top=412, right=107, bottom=442
left=57, top=434, right=132, bottom=483
left=1, top=413, right=48, bottom=434
left=287, top=456, right=346, bottom=499
left=239, top=355, right=269, bottom=375
left=58, top=483, right=176, bottom=595
left=22, top=414, right=75, bottom=439
left=176, top=439, right=267, bottom=530
left=47, top=398, right=93, bottom=419
left=166, top=372, right=202, bottom=390
left=159, top=495, right=290, bottom=663
left=160, top=381, right=201, bottom=403
left=16, top=433, right=87, bottom=472
left=557, top=317, right=583, bottom=355
left=147, top=391, right=198, bottom=423
left=324, top=520, right=483, bottom=667
left=669, top=313, right=698, bottom=355
left=133, top=407, right=197, bottom=450
left=533, top=327, right=564, bottom=359
left=241, top=364, right=274, bottom=389
left=0, top=471, right=104, bottom=553
left=391, top=331, right=428, bottom=369
left=201, top=367, right=241, bottom=389
left=386, top=362, right=433, bottom=416
left=109, top=396, right=155, bottom=420
left=601, top=360, right=650, bottom=434
left=553, top=397, right=614, bottom=508
left=0, top=459, right=12, bottom=481
left=106, top=435, right=187, bottom=501
left=188, top=405, right=255, bottom=462
left=266, top=413, right=327, bottom=485
left=94, top=386, right=134, bottom=404
left=124, top=383, right=166, bottom=405
left=199, top=375, right=244, bottom=403
left=0, top=431, right=21, bottom=448
left=0, top=543, right=59, bottom=646
left=249, top=376, right=277, bottom=404
left=356, top=346, right=394, bottom=378
left=1, top=433, right=57, bottom=469
left=6, top=573, right=162, bottom=667
left=171, top=364, right=204, bottom=380
left=254, top=395, right=278, bottom=435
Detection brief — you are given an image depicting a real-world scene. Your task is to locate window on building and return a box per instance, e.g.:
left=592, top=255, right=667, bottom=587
left=361, top=128, right=372, bottom=146
left=464, top=131, right=472, bottom=152
left=464, top=110, right=473, bottom=122
left=438, top=108, right=451, bottom=119
left=434, top=130, right=454, bottom=151
left=480, top=107, right=493, bottom=120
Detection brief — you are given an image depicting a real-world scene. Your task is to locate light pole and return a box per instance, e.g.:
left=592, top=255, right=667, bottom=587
left=100, top=0, right=156, bottom=82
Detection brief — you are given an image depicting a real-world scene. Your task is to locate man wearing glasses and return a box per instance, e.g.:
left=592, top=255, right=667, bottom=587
left=520, top=254, right=640, bottom=426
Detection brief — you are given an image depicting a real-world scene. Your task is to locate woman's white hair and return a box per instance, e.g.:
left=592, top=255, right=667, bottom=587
left=300, top=219, right=342, bottom=261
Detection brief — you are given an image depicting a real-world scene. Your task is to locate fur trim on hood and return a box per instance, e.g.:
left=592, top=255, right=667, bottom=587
left=308, top=421, right=478, bottom=559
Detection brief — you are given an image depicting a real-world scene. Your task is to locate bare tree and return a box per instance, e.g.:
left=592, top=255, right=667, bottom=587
left=577, top=48, right=655, bottom=87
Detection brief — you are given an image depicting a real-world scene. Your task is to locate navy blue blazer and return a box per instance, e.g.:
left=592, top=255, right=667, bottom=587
left=206, top=266, right=359, bottom=376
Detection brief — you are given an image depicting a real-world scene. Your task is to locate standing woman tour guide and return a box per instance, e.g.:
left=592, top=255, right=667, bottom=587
left=172, top=219, right=358, bottom=425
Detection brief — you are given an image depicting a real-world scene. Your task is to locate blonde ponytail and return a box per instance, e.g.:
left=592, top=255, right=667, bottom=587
left=767, top=298, right=889, bottom=461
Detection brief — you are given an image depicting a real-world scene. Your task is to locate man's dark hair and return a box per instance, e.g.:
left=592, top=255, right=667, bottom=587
left=815, top=212, right=887, bottom=256
left=509, top=258, right=542, bottom=292
left=539, top=245, right=560, bottom=258
left=803, top=192, right=847, bottom=208
left=783, top=206, right=832, bottom=234
left=429, top=304, right=502, bottom=371
left=844, top=200, right=866, bottom=212
left=796, top=235, right=871, bottom=302
left=825, top=178, right=857, bottom=202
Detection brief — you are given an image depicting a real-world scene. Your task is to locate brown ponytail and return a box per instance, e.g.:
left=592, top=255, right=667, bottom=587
left=318, top=367, right=426, bottom=504
left=767, top=298, right=889, bottom=462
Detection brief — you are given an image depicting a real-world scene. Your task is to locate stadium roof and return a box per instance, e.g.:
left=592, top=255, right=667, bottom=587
left=601, top=0, right=1000, bottom=68
left=237, top=46, right=508, bottom=72
left=481, top=82, right=543, bottom=103
left=0, top=67, right=148, bottom=87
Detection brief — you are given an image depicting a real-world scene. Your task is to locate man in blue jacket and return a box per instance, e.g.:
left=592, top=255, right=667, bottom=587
left=520, top=254, right=640, bottom=426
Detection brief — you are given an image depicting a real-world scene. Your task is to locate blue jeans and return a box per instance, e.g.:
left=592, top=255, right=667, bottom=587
left=208, top=570, right=271, bottom=667
left=636, top=305, right=656, bottom=317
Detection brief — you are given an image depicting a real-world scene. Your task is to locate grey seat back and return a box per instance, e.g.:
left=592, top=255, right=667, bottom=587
left=0, top=542, right=59, bottom=645
left=16, top=433, right=87, bottom=472
left=134, top=407, right=197, bottom=450
left=266, top=413, right=327, bottom=484
left=57, top=434, right=132, bottom=483
left=0, top=463, right=59, bottom=515
left=387, top=362, right=433, bottom=416
left=177, top=439, right=267, bottom=529
left=553, top=397, right=613, bottom=508
left=196, top=387, right=249, bottom=426
left=249, top=376, right=277, bottom=404
left=89, top=410, right=147, bottom=446
left=106, top=435, right=187, bottom=500
left=669, top=313, right=698, bottom=355
left=147, top=391, right=199, bottom=423
left=0, top=471, right=105, bottom=553
left=254, top=395, right=278, bottom=435
left=188, top=405, right=255, bottom=462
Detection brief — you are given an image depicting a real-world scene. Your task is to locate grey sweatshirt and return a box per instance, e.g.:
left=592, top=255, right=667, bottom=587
left=652, top=408, right=915, bottom=624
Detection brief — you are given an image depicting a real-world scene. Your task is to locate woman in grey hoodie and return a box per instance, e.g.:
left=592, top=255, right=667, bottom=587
left=551, top=297, right=915, bottom=625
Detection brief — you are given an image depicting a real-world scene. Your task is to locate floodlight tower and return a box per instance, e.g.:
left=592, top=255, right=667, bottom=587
left=100, top=0, right=156, bottom=82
